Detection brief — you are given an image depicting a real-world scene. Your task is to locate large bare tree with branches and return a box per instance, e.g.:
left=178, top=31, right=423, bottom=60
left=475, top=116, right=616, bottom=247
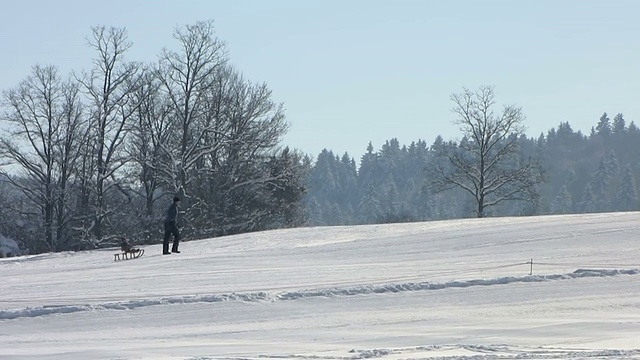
left=430, top=86, right=544, bottom=217
left=78, top=26, right=142, bottom=244
left=198, top=67, right=289, bottom=234
left=124, top=69, right=174, bottom=239
left=0, top=65, right=88, bottom=251
left=152, top=20, right=294, bottom=236
left=155, top=20, right=228, bottom=200
left=0, top=21, right=301, bottom=252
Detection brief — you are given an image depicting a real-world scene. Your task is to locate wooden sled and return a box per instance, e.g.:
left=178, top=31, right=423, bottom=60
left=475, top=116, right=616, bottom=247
left=114, top=249, right=144, bottom=261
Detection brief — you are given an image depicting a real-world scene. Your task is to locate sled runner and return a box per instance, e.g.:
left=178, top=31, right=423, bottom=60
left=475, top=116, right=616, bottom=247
left=114, top=248, right=144, bottom=261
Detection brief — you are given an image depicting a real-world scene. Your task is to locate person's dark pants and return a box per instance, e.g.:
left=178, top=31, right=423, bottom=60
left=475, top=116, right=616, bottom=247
left=163, top=221, right=181, bottom=253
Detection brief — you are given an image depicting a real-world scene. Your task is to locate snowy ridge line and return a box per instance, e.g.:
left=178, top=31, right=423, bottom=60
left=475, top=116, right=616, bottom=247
left=187, top=344, right=640, bottom=359
left=0, top=292, right=272, bottom=320
left=275, top=268, right=640, bottom=301
left=2, top=268, right=638, bottom=320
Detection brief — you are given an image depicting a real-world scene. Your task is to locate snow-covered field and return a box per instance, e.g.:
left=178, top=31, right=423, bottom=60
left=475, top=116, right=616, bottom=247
left=2, top=212, right=640, bottom=360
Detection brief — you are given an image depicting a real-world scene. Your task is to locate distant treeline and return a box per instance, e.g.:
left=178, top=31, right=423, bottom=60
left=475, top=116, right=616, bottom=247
left=303, top=113, right=639, bottom=225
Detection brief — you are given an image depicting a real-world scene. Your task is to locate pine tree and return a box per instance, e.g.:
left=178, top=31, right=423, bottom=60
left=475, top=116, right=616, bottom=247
left=305, top=198, right=324, bottom=226
left=614, top=165, right=638, bottom=211
left=607, top=150, right=620, bottom=176
left=551, top=185, right=573, bottom=214
left=591, top=155, right=612, bottom=211
left=416, top=182, right=436, bottom=220
left=357, top=142, right=379, bottom=200
left=359, top=185, right=382, bottom=223
left=612, top=113, right=626, bottom=135
left=596, top=113, right=611, bottom=137
left=381, top=182, right=399, bottom=221
left=578, top=183, right=597, bottom=213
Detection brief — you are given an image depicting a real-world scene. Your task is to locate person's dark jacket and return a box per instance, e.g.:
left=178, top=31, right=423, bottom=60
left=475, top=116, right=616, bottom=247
left=165, top=202, right=178, bottom=224
left=120, top=238, right=134, bottom=252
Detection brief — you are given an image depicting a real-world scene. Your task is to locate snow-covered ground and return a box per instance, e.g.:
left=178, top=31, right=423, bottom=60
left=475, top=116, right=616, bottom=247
left=2, top=212, right=640, bottom=360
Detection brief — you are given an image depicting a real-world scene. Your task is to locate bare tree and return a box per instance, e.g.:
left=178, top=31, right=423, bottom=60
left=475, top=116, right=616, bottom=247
left=430, top=86, right=544, bottom=217
left=53, top=78, right=89, bottom=249
left=125, top=68, right=174, bottom=238
left=0, top=65, right=87, bottom=251
left=78, top=26, right=142, bottom=244
left=155, top=20, right=228, bottom=200
left=128, top=21, right=292, bottom=239
left=194, top=67, right=289, bottom=235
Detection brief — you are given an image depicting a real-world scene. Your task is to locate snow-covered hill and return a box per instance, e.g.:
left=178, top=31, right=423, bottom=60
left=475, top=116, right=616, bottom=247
left=2, top=212, right=640, bottom=359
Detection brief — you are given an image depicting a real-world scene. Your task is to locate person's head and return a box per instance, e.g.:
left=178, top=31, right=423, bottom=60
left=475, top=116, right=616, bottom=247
left=173, top=196, right=180, bottom=204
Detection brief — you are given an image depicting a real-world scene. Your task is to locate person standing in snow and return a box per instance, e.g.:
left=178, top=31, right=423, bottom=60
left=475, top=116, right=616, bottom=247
left=163, top=196, right=181, bottom=255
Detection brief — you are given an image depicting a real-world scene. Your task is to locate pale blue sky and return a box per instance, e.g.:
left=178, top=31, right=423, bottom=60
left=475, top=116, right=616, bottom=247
left=1, top=0, right=639, bottom=160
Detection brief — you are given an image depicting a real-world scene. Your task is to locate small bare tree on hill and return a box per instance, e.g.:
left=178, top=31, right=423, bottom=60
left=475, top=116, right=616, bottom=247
left=430, top=86, right=544, bottom=217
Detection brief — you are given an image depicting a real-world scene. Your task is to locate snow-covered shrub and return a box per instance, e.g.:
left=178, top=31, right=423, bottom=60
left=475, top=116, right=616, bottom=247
left=0, top=235, right=22, bottom=257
